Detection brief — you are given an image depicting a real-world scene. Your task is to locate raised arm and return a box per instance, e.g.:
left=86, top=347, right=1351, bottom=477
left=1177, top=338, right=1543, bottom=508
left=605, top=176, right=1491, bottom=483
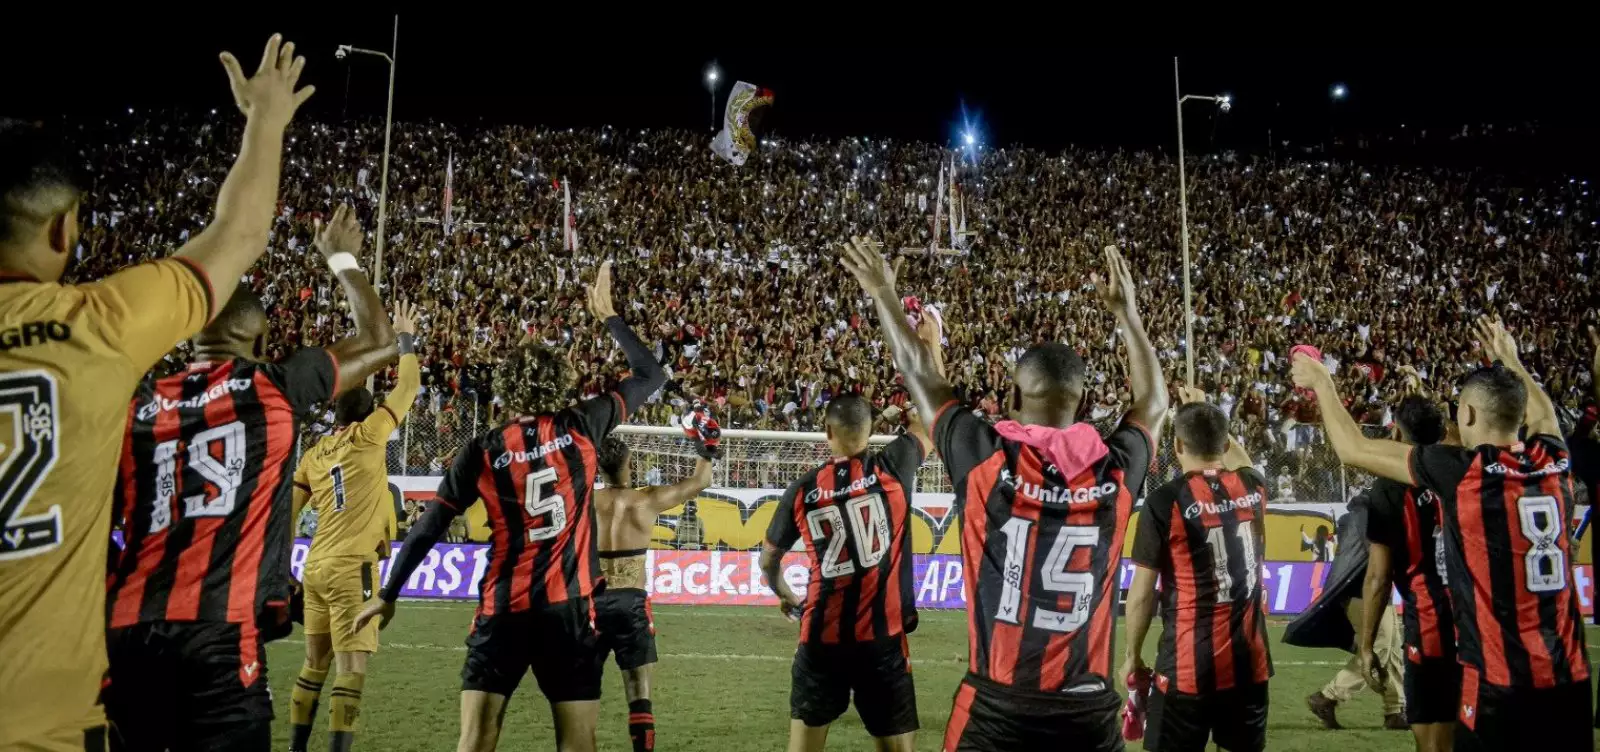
left=174, top=34, right=314, bottom=308
left=641, top=458, right=713, bottom=513
left=1291, top=354, right=1413, bottom=483
left=353, top=302, right=422, bottom=444
left=1098, top=246, right=1169, bottom=439
left=318, top=205, right=398, bottom=391
left=838, top=238, right=953, bottom=412
left=587, top=261, right=667, bottom=414
left=1479, top=316, right=1560, bottom=438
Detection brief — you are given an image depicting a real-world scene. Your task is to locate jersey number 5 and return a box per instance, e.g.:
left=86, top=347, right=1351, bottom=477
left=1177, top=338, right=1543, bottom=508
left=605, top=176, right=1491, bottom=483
left=524, top=466, right=568, bottom=542
left=0, top=371, right=61, bottom=560
left=996, top=517, right=1098, bottom=633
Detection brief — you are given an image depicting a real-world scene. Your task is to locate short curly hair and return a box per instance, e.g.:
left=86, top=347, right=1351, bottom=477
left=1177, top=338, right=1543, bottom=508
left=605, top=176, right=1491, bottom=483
left=493, top=342, right=576, bottom=417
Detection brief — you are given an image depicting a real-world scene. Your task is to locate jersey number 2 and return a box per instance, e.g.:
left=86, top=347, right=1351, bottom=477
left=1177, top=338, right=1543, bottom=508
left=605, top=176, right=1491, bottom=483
left=996, top=517, right=1097, bottom=633
left=0, top=372, right=61, bottom=560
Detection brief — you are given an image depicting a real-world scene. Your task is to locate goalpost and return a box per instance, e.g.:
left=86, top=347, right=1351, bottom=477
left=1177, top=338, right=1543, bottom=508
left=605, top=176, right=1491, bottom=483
left=610, top=425, right=953, bottom=495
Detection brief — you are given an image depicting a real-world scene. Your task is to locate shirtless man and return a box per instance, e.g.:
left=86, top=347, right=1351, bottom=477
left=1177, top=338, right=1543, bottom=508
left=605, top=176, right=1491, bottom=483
left=591, top=406, right=721, bottom=752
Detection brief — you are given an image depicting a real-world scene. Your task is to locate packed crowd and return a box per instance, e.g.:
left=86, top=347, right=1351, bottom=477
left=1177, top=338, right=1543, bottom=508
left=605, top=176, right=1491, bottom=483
left=66, top=111, right=1600, bottom=457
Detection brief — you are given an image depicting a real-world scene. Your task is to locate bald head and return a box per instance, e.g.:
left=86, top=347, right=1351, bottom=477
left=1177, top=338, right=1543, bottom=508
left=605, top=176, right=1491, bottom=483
left=194, top=290, right=268, bottom=359
left=1013, top=343, right=1086, bottom=425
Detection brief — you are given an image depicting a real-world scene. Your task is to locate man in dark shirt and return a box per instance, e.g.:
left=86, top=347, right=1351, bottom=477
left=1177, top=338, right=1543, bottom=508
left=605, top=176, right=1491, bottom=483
left=1356, top=396, right=1456, bottom=752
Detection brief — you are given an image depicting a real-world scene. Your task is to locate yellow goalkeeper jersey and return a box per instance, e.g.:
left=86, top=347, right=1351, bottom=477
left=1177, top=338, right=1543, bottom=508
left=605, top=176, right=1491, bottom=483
left=0, top=259, right=213, bottom=749
left=296, top=352, right=419, bottom=562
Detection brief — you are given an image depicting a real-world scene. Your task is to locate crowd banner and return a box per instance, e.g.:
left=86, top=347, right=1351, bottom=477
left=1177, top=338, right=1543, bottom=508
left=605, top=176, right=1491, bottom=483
left=289, top=539, right=1597, bottom=618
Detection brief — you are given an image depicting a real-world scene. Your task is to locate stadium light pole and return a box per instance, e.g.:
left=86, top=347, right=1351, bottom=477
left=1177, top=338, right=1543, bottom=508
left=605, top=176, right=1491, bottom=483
left=338, top=14, right=398, bottom=294
left=706, top=66, right=720, bottom=131
left=1174, top=56, right=1230, bottom=386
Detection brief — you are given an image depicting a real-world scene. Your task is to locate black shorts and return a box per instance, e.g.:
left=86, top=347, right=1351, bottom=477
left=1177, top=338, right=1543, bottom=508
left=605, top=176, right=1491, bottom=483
left=1402, top=657, right=1460, bottom=726
left=1455, top=671, right=1594, bottom=751
left=943, top=673, right=1122, bottom=752
left=1144, top=681, right=1267, bottom=752
left=595, top=588, right=658, bottom=671
left=104, top=621, right=272, bottom=752
left=790, top=637, right=918, bottom=738
left=460, top=598, right=604, bottom=703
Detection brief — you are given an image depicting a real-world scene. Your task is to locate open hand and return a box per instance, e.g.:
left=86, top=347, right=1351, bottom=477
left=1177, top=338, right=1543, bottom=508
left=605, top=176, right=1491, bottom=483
left=1092, top=245, right=1137, bottom=314
left=219, top=34, right=315, bottom=131
left=838, top=236, right=897, bottom=295
left=1473, top=316, right=1520, bottom=368
left=314, top=204, right=362, bottom=258
left=586, top=260, right=617, bottom=319
left=392, top=300, right=419, bottom=336
left=353, top=598, right=396, bottom=632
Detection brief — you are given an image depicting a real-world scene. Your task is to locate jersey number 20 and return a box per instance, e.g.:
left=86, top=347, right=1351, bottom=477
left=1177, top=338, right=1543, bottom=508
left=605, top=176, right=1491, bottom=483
left=805, top=493, right=891, bottom=578
left=0, top=371, right=61, bottom=560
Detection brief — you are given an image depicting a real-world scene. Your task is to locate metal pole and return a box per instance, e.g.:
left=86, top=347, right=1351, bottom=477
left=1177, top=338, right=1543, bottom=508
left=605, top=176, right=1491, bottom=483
left=374, top=15, right=397, bottom=293
left=1175, top=57, right=1195, bottom=386
left=708, top=86, right=715, bottom=131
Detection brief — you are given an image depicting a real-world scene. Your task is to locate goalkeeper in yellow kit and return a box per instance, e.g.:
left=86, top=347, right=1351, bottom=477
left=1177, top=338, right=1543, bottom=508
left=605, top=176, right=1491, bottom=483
left=288, top=301, right=420, bottom=752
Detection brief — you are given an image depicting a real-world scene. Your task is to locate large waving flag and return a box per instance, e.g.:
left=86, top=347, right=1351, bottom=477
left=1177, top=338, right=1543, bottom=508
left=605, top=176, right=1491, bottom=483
left=710, top=81, right=774, bottom=166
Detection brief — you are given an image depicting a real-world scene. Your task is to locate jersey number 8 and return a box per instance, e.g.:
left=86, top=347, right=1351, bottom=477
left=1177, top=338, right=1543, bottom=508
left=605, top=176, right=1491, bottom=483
left=1517, top=495, right=1566, bottom=594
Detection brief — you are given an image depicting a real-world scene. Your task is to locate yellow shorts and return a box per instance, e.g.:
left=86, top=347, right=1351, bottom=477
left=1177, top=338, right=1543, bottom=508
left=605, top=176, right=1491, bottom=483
left=302, top=557, right=381, bottom=654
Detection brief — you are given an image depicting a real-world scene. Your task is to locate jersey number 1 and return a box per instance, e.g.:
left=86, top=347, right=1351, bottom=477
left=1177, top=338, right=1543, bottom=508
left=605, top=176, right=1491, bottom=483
left=330, top=465, right=347, bottom=512
left=0, top=372, right=61, bottom=560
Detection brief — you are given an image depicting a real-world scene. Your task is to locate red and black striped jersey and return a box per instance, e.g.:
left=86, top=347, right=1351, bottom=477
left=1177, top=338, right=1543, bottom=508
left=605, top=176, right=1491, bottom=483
left=435, top=393, right=622, bottom=616
left=1409, top=435, right=1590, bottom=689
left=1131, top=468, right=1273, bottom=695
left=764, top=434, right=924, bottom=644
left=934, top=402, right=1153, bottom=693
left=108, top=350, right=337, bottom=630
left=1361, top=477, right=1455, bottom=662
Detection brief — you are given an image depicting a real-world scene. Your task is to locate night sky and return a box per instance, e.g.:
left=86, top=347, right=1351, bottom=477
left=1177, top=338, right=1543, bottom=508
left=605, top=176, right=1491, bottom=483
left=3, top=17, right=1592, bottom=161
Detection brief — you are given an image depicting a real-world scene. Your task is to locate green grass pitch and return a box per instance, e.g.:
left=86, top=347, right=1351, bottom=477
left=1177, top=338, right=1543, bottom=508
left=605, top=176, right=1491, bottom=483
left=266, top=602, right=1599, bottom=751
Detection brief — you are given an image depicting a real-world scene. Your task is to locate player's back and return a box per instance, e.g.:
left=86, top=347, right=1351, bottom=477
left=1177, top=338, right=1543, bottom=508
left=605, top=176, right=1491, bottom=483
left=770, top=435, right=923, bottom=644
left=933, top=404, right=1153, bottom=693
left=1364, top=477, right=1454, bottom=661
left=438, top=405, right=613, bottom=615
left=1136, top=468, right=1273, bottom=694
left=594, top=486, right=656, bottom=590
left=0, top=260, right=212, bottom=747
left=108, top=350, right=334, bottom=630
left=299, top=425, right=397, bottom=563
left=1412, top=435, right=1590, bottom=689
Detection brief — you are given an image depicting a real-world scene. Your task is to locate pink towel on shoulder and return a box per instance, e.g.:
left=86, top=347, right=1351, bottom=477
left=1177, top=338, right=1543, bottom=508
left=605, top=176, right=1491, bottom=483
left=992, top=420, right=1108, bottom=478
